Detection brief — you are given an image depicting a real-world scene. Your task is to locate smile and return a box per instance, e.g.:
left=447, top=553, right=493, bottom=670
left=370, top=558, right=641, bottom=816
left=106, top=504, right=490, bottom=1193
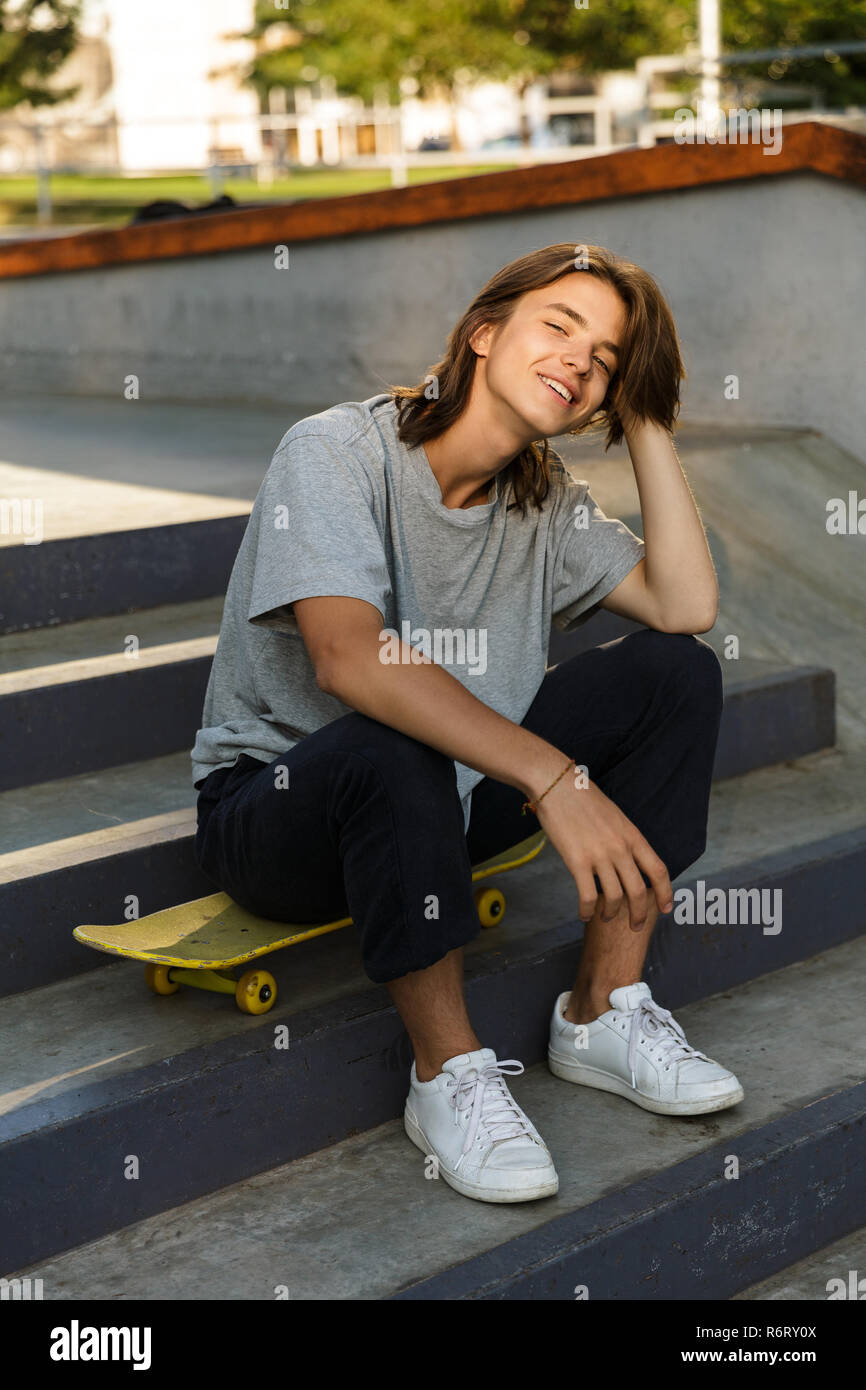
left=538, top=373, right=574, bottom=406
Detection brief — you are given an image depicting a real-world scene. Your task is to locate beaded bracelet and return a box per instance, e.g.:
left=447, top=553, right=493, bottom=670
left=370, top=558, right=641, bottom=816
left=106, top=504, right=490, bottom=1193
left=521, top=757, right=574, bottom=816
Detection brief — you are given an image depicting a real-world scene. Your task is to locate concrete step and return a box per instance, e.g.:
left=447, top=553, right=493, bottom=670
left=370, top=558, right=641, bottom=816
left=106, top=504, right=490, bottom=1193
left=0, top=685, right=857, bottom=999
left=0, top=394, right=297, bottom=635
left=4, top=934, right=865, bottom=1297
left=1, top=733, right=864, bottom=1274
left=0, top=405, right=860, bottom=1280
left=0, top=516, right=247, bottom=637
left=0, top=594, right=836, bottom=790
left=732, top=1224, right=866, bottom=1301
left=0, top=598, right=222, bottom=790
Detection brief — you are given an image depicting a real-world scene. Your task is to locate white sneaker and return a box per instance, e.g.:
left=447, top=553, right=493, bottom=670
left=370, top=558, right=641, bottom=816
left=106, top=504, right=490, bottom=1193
left=548, top=982, right=744, bottom=1116
left=404, top=1046, right=559, bottom=1203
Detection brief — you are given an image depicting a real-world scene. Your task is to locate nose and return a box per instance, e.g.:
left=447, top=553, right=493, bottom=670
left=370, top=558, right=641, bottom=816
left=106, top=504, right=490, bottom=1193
left=562, top=339, right=594, bottom=376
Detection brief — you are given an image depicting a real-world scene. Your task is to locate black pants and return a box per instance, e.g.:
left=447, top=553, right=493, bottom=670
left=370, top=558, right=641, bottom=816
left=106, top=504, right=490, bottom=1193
left=194, top=629, right=723, bottom=984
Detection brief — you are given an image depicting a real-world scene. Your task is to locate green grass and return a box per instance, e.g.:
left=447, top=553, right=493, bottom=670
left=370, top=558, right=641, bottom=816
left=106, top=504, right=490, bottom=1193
left=0, top=164, right=520, bottom=227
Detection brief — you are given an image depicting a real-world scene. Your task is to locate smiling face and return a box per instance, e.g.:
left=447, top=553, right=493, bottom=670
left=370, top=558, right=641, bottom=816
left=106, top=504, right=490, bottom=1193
left=470, top=273, right=628, bottom=437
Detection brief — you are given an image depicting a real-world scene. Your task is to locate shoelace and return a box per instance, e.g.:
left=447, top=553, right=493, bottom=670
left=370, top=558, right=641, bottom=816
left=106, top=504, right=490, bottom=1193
left=448, top=1060, right=535, bottom=1171
left=626, top=999, right=712, bottom=1089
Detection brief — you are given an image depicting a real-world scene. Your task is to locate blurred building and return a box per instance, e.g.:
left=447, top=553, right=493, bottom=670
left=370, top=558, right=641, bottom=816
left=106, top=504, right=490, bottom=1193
left=2, top=0, right=859, bottom=178
left=0, top=0, right=263, bottom=175
left=0, top=0, right=635, bottom=175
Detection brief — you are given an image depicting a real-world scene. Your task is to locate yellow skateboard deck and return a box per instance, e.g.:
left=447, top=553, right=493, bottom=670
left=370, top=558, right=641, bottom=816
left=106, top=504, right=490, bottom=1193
left=73, top=831, right=547, bottom=1013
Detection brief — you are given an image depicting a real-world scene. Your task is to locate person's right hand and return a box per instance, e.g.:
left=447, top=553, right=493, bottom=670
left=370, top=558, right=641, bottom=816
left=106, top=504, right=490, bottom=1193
left=532, top=766, right=673, bottom=931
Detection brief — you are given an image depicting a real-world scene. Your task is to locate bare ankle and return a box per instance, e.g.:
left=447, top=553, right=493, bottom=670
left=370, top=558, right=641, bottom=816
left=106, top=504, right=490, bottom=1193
left=563, top=991, right=609, bottom=1025
left=414, top=1039, right=482, bottom=1082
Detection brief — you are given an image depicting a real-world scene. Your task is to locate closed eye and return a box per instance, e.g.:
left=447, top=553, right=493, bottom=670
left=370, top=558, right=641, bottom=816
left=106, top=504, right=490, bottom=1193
left=544, top=322, right=611, bottom=374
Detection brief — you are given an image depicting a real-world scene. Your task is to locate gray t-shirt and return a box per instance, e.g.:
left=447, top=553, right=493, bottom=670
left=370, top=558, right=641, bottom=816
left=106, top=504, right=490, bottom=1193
left=190, top=393, right=645, bottom=830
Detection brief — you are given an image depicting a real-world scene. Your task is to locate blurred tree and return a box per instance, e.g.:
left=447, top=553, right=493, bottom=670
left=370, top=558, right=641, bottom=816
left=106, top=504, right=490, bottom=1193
left=239, top=0, right=866, bottom=151
left=241, top=0, right=547, bottom=151
left=481, top=0, right=683, bottom=144
left=719, top=0, right=866, bottom=108
left=0, top=0, right=82, bottom=112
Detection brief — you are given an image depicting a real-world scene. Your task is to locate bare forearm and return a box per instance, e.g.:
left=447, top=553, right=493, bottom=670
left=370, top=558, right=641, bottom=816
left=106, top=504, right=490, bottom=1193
left=625, top=421, right=718, bottom=628
left=320, top=640, right=568, bottom=802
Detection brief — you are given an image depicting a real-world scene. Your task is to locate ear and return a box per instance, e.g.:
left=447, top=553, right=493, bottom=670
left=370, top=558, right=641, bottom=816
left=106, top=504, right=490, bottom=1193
left=468, top=319, right=495, bottom=358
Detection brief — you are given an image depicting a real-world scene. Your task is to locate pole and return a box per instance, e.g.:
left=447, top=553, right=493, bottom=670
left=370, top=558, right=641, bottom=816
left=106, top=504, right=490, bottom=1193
left=34, top=123, right=52, bottom=226
left=698, top=0, right=722, bottom=133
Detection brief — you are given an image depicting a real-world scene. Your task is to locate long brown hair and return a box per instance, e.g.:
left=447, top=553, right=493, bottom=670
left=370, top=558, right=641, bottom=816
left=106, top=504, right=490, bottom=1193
left=387, top=242, right=685, bottom=515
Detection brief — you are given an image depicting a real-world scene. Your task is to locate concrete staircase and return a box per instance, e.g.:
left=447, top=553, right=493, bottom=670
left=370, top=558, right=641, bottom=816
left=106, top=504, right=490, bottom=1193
left=1, top=400, right=864, bottom=1296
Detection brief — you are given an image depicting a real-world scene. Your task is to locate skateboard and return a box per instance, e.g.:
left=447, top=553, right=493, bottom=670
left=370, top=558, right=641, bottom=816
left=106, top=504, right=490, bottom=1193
left=73, top=830, right=547, bottom=1015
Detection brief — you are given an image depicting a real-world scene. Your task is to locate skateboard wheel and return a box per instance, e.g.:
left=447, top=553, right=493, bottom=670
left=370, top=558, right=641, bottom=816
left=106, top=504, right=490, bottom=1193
left=144, top=963, right=180, bottom=995
left=474, top=887, right=505, bottom=928
left=236, top=968, right=277, bottom=1014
